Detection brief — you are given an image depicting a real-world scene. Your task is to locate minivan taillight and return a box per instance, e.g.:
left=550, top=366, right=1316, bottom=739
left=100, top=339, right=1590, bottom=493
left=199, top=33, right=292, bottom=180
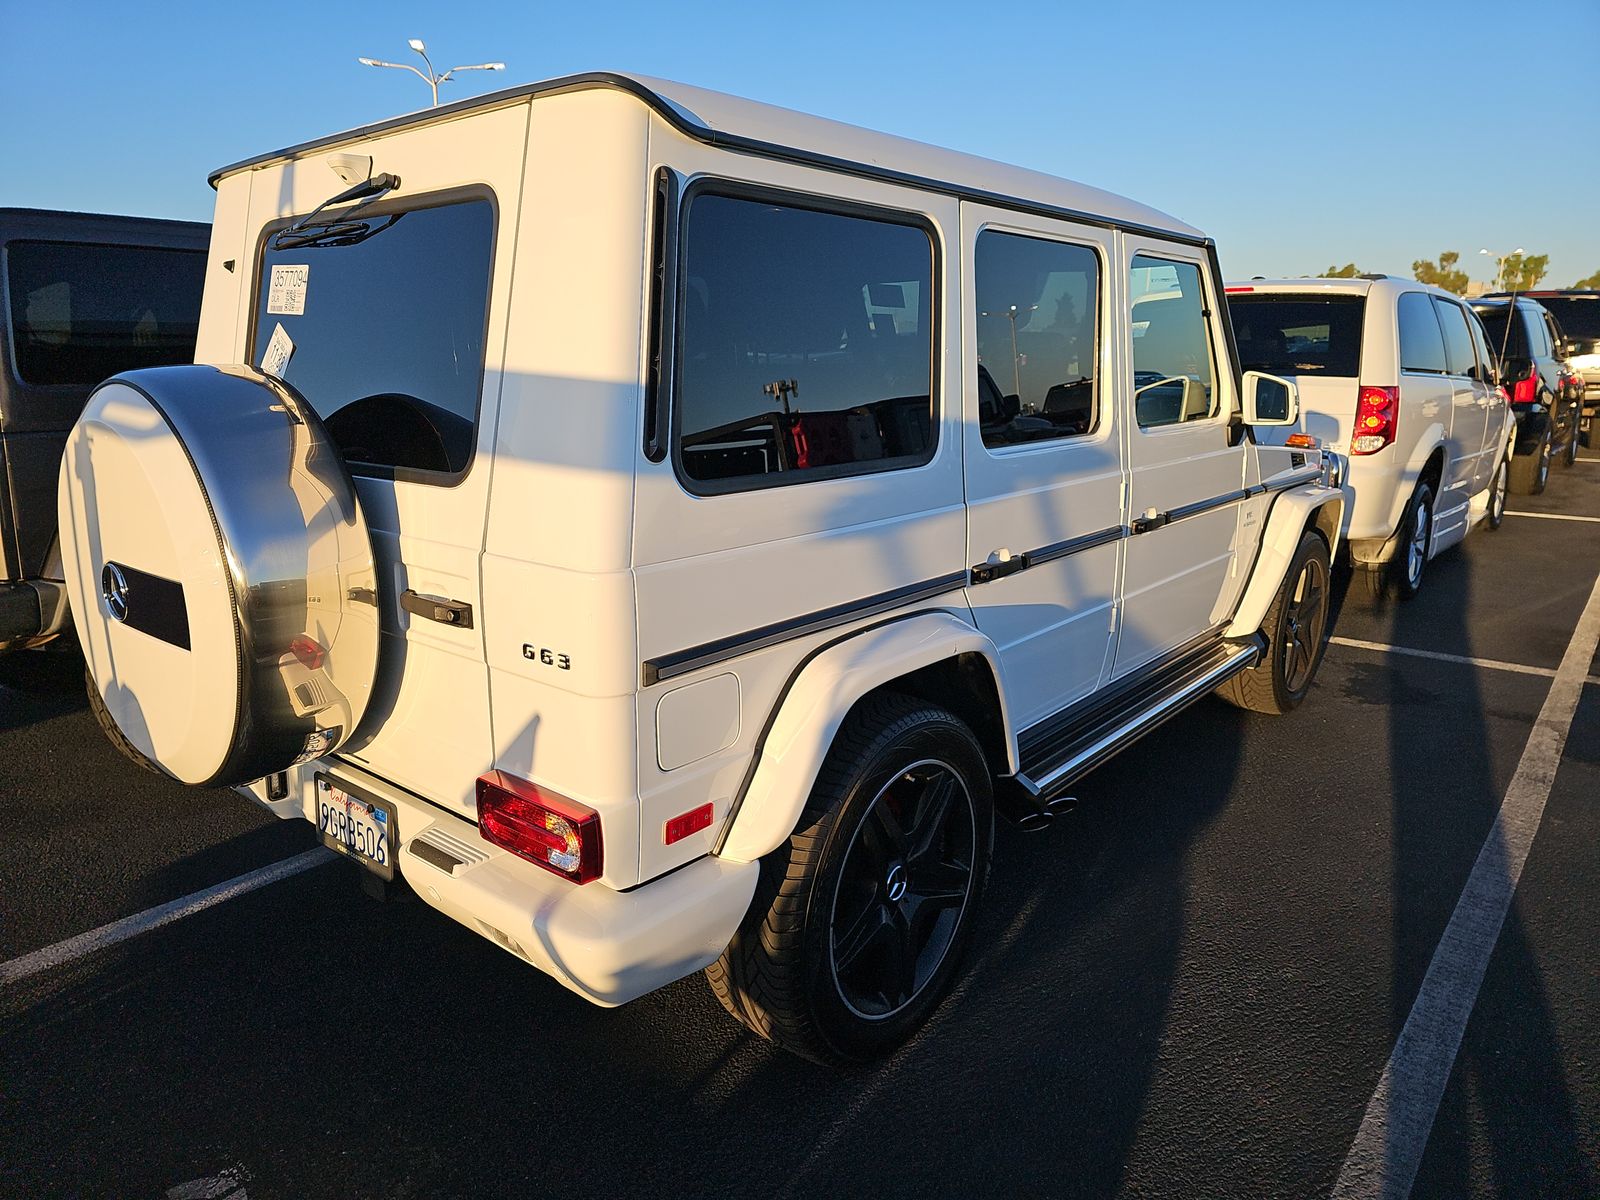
left=1351, top=386, right=1399, bottom=455
left=476, top=771, right=602, bottom=884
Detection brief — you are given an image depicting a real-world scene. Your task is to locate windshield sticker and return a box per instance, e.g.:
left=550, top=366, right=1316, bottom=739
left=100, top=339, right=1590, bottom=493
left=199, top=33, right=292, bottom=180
left=267, top=264, right=309, bottom=316
left=260, top=322, right=295, bottom=377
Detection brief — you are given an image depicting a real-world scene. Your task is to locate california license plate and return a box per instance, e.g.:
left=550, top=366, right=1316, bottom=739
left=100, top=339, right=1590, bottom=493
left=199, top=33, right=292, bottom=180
left=315, top=775, right=396, bottom=880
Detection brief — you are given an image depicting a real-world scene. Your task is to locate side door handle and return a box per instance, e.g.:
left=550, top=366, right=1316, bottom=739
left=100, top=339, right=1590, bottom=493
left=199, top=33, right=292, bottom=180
left=1131, top=509, right=1171, bottom=535
left=970, top=551, right=1030, bottom=585
left=400, top=589, right=474, bottom=629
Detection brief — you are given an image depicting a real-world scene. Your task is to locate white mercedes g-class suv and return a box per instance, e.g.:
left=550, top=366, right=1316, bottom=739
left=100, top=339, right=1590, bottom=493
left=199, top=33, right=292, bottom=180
left=58, top=72, right=1342, bottom=1063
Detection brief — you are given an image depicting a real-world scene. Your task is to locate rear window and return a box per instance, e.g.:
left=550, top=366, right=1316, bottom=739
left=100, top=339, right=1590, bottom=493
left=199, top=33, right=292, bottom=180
left=5, top=240, right=204, bottom=387
left=252, top=197, right=494, bottom=480
left=1527, top=296, right=1600, bottom=340
left=1472, top=305, right=1525, bottom=360
left=1397, top=292, right=1447, bottom=374
left=1228, top=295, right=1365, bottom=376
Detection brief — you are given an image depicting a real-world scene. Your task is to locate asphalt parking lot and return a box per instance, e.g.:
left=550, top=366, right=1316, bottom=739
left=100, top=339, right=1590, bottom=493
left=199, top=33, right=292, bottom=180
left=3, top=453, right=1597, bottom=1200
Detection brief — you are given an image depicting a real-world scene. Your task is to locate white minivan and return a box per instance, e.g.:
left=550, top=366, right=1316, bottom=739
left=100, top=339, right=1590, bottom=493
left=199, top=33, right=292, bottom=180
left=1227, top=277, right=1514, bottom=599
left=59, top=72, right=1343, bottom=1063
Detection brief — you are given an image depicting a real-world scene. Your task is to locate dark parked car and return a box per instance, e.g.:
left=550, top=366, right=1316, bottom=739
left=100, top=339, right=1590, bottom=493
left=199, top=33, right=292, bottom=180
left=1490, top=290, right=1599, bottom=445
left=1468, top=296, right=1582, bottom=492
left=0, top=209, right=207, bottom=673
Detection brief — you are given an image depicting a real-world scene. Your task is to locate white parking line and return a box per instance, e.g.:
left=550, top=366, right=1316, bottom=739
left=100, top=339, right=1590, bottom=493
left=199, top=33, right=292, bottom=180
left=1328, top=637, right=1600, bottom=687
left=0, top=847, right=334, bottom=986
left=1333, top=568, right=1600, bottom=1199
left=1504, top=511, right=1600, bottom=523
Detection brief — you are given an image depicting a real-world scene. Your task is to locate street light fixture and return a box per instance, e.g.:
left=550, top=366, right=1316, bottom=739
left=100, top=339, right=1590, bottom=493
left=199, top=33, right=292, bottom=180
left=1478, top=246, right=1525, bottom=293
left=357, top=38, right=506, bottom=108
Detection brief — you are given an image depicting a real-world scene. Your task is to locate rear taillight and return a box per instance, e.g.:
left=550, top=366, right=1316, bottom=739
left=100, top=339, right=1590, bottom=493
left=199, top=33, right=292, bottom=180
left=476, top=770, right=602, bottom=884
left=1511, top=373, right=1537, bottom=405
left=287, top=634, right=325, bottom=671
left=1351, top=385, right=1399, bottom=455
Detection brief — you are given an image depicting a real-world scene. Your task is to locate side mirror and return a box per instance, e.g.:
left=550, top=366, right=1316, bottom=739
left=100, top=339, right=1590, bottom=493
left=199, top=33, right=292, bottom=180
left=1241, top=370, right=1299, bottom=426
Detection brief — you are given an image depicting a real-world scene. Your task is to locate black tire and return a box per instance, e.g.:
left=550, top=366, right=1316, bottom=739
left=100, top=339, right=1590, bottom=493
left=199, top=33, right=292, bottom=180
left=85, top=668, right=162, bottom=774
left=1217, top=530, right=1332, bottom=715
left=1361, top=480, right=1433, bottom=602
left=1509, top=424, right=1552, bottom=495
left=1484, top=453, right=1510, bottom=531
left=707, top=692, right=994, bottom=1064
left=1560, top=406, right=1580, bottom=467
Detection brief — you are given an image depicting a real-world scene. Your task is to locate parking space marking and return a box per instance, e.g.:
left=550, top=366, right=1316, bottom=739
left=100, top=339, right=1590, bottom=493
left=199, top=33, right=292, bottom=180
left=1503, top=511, right=1600, bottom=523
left=0, top=847, right=334, bottom=986
left=1333, top=569, right=1600, bottom=1199
left=1328, top=637, right=1600, bottom=687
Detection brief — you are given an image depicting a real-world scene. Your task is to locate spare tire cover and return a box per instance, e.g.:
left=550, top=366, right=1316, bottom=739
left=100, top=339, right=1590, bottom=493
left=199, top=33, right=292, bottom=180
left=58, top=364, right=380, bottom=787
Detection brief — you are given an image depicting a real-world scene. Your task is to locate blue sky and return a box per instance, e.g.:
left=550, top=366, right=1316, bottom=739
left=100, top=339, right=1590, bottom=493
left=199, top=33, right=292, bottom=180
left=4, top=0, right=1596, bottom=286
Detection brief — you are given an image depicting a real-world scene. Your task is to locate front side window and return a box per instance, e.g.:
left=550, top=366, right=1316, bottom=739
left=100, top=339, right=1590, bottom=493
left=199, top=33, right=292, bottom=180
left=252, top=197, right=495, bottom=478
left=1397, top=292, right=1447, bottom=374
left=5, top=241, right=204, bottom=386
left=973, top=230, right=1100, bottom=448
left=1129, top=255, right=1216, bottom=427
left=1433, top=298, right=1479, bottom=378
left=675, top=192, right=935, bottom=489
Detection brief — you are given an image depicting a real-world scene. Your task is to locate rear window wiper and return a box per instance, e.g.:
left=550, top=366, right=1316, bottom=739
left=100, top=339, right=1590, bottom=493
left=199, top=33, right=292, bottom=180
left=270, top=173, right=403, bottom=251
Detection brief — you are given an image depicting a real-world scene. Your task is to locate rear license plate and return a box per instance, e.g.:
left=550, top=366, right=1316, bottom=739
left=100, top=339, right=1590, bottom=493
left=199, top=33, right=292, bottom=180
left=315, top=775, right=396, bottom=880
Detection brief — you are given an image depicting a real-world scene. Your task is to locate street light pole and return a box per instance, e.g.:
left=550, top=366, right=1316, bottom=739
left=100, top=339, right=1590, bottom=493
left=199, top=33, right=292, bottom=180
left=1479, top=246, right=1525, bottom=293
left=357, top=39, right=506, bottom=108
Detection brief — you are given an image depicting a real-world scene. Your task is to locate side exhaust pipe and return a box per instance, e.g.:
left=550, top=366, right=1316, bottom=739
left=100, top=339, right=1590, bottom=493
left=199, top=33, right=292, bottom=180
left=995, top=775, right=1077, bottom=831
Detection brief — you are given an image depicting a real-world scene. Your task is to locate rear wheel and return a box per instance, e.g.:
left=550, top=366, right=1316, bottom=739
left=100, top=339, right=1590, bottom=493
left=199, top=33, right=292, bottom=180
left=707, top=693, right=993, bottom=1064
left=1509, top=424, right=1552, bottom=495
left=1217, top=530, right=1332, bottom=715
left=1484, top=454, right=1509, bottom=532
left=1362, top=480, right=1433, bottom=601
left=1560, top=405, right=1580, bottom=467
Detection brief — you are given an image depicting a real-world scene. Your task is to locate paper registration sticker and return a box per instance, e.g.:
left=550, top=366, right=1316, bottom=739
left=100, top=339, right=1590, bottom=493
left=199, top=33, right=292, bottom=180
left=267, top=264, right=309, bottom=316
left=260, top=322, right=295, bottom=378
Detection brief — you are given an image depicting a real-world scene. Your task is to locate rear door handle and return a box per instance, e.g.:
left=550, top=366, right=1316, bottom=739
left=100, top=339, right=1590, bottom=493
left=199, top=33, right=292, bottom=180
left=1131, top=509, right=1171, bottom=534
left=400, top=589, right=474, bottom=629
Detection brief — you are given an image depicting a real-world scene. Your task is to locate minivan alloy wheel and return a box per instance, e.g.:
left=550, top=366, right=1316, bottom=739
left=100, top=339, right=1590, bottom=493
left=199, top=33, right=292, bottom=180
left=1406, top=490, right=1432, bottom=589
left=829, top=759, right=977, bottom=1020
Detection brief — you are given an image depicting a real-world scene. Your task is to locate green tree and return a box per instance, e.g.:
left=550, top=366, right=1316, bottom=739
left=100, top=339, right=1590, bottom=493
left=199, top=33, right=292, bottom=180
left=1571, top=268, right=1600, bottom=289
left=1498, top=252, right=1549, bottom=292
left=1319, top=263, right=1363, bottom=278
left=1412, top=251, right=1469, bottom=295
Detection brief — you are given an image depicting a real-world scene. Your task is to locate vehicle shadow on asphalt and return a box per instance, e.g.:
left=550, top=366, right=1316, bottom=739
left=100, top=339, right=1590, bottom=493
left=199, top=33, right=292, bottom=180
left=1341, top=539, right=1595, bottom=1196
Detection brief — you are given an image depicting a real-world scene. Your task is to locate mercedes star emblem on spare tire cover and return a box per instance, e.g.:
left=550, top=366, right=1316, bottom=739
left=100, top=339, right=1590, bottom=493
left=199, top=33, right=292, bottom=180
left=58, top=364, right=382, bottom=788
left=100, top=562, right=130, bottom=622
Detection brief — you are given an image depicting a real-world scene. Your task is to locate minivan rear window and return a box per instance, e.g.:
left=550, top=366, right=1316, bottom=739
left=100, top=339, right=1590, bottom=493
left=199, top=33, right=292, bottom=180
left=252, top=197, right=494, bottom=479
left=5, top=241, right=204, bottom=387
left=1228, top=295, right=1364, bottom=376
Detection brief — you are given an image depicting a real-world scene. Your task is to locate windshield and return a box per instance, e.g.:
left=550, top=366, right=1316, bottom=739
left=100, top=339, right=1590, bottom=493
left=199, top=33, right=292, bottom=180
left=1228, top=294, right=1365, bottom=376
left=251, top=197, right=494, bottom=479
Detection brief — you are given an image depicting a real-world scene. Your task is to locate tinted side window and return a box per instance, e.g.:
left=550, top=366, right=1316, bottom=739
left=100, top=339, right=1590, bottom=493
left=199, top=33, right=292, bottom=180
left=1397, top=292, right=1447, bottom=374
left=1129, top=256, right=1216, bottom=427
left=1433, top=298, right=1478, bottom=378
left=5, top=241, right=204, bottom=387
left=974, top=231, right=1099, bottom=448
left=253, top=198, right=495, bottom=479
left=1525, top=309, right=1552, bottom=357
left=675, top=193, right=935, bottom=489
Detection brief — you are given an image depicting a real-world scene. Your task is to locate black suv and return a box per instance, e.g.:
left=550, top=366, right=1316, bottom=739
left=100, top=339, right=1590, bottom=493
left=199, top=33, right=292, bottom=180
left=1468, top=296, right=1582, bottom=493
left=1491, top=290, right=1599, bottom=446
left=1, top=209, right=207, bottom=667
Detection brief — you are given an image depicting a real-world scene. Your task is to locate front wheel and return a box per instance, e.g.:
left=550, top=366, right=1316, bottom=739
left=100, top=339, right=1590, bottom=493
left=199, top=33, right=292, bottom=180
left=1217, top=530, right=1332, bottom=715
left=707, top=693, right=993, bottom=1064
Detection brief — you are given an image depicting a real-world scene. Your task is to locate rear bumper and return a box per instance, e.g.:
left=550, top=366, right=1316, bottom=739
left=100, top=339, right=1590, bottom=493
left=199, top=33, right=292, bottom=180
left=0, top=579, right=68, bottom=646
left=239, top=761, right=759, bottom=1007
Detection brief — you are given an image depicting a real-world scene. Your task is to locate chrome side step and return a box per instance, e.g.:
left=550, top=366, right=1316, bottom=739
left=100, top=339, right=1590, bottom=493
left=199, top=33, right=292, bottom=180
left=1003, top=637, right=1263, bottom=814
